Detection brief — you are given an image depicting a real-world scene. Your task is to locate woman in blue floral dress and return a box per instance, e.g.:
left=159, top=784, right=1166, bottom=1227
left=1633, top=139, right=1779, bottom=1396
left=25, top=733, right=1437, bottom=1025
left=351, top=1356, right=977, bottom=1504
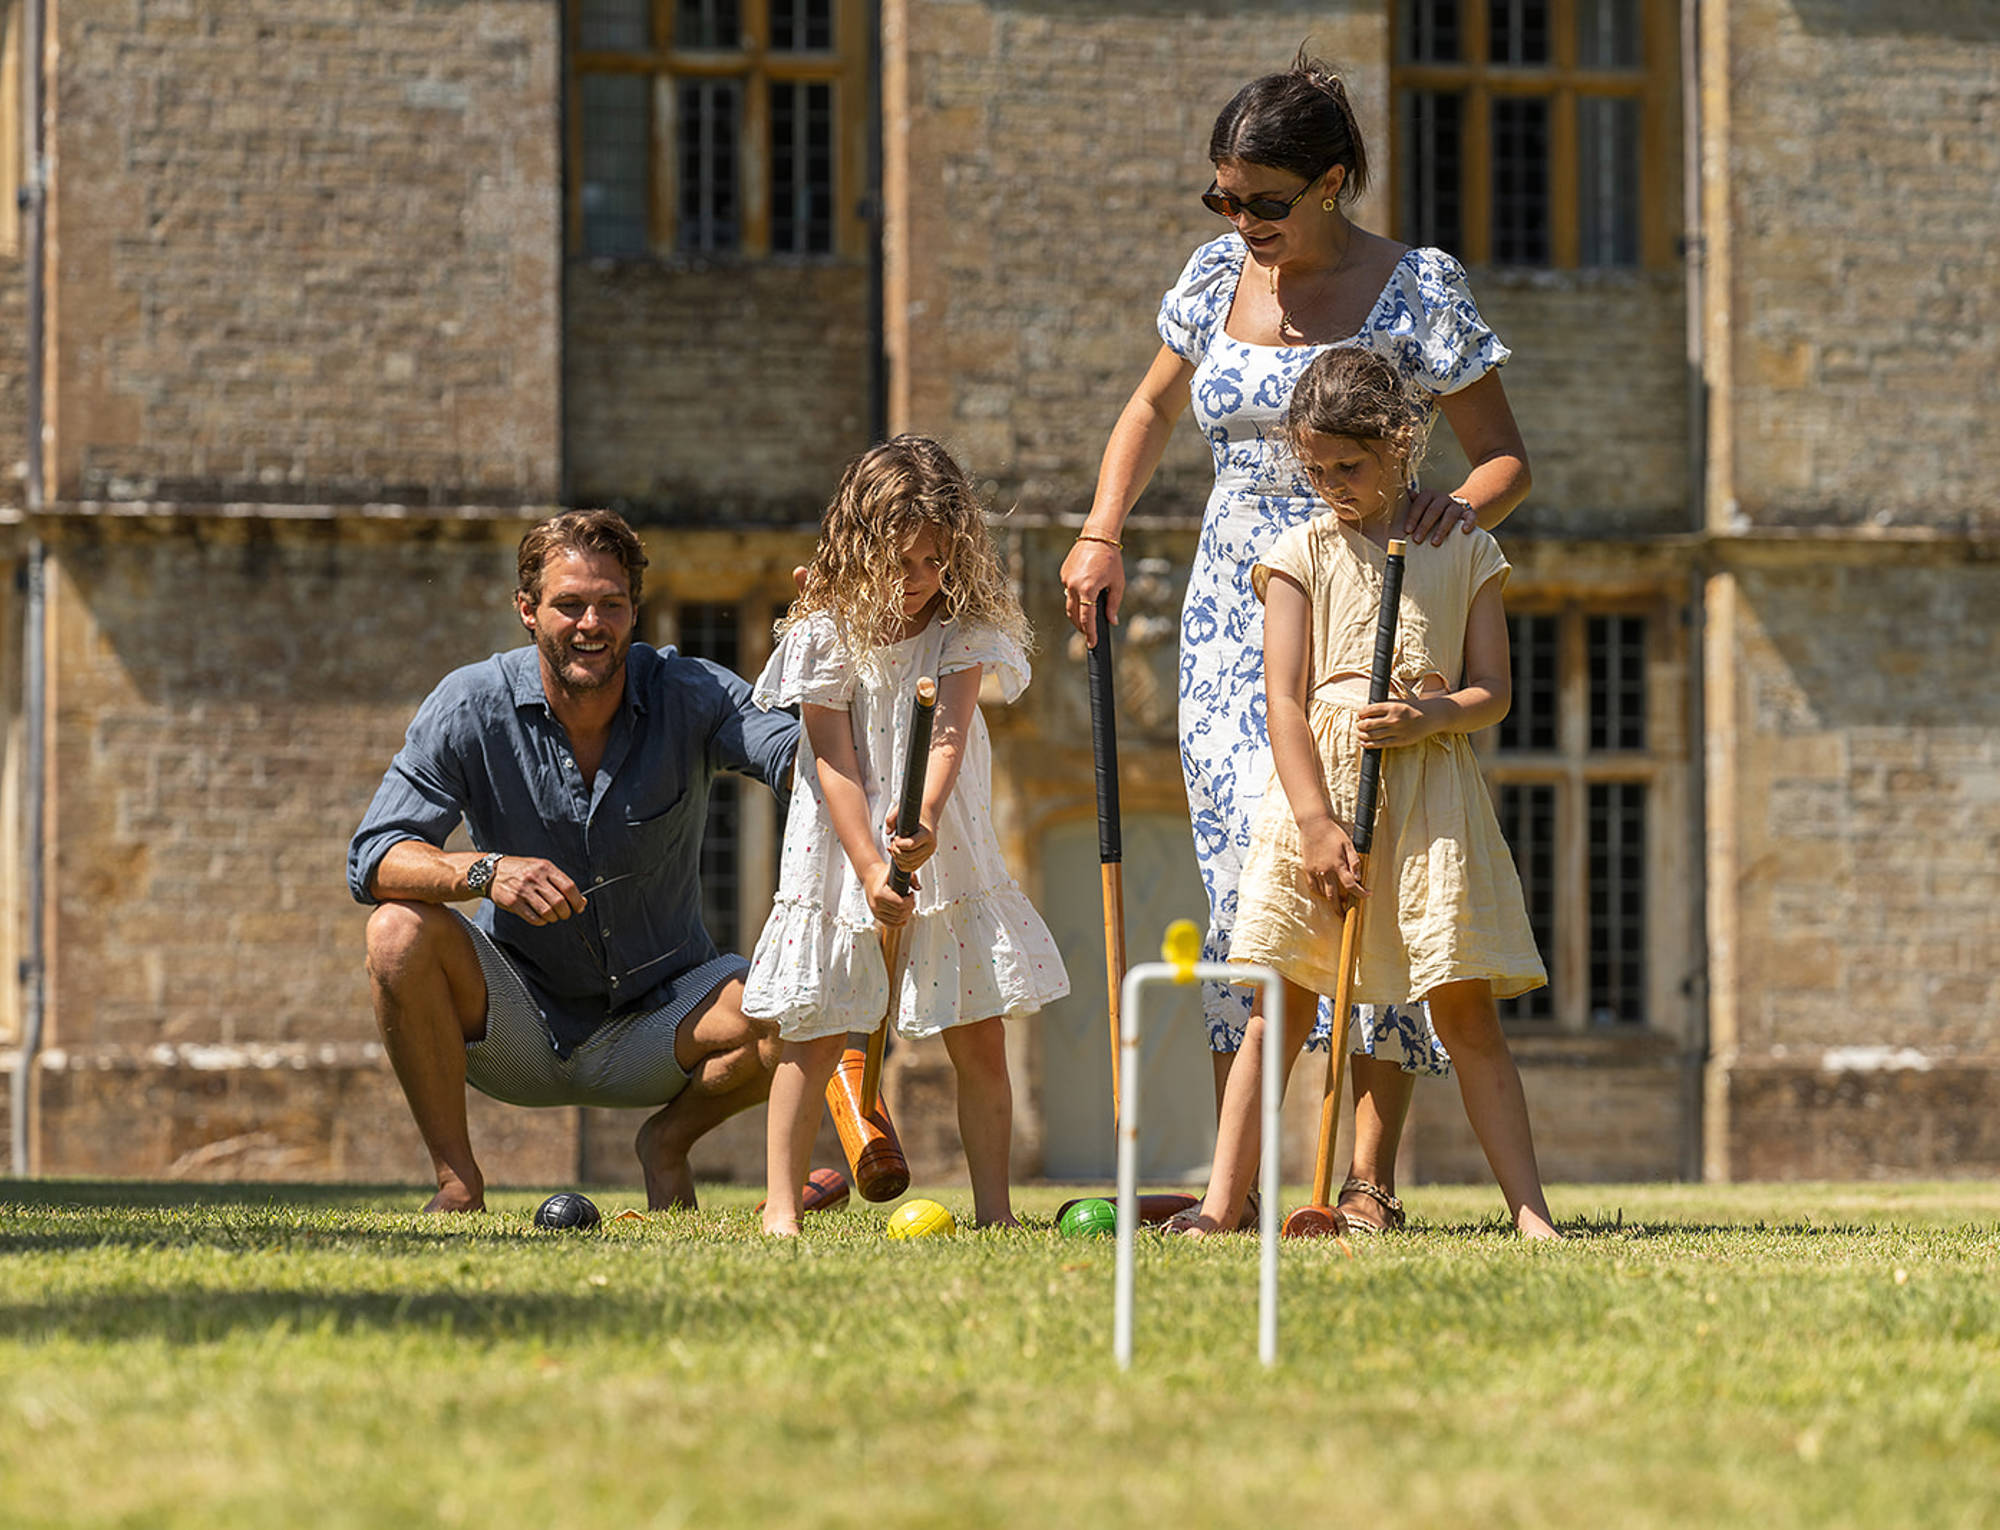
left=1059, top=53, right=1533, bottom=1233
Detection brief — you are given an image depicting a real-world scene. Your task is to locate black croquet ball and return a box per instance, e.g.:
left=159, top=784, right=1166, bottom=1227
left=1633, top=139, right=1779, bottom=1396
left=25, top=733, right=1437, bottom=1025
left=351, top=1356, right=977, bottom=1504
left=534, top=1192, right=601, bottom=1231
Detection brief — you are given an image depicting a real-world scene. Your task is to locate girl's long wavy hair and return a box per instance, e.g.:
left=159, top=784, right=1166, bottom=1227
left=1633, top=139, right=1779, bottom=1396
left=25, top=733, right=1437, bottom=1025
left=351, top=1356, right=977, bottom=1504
left=1278, top=346, right=1433, bottom=486
left=781, top=435, right=1032, bottom=664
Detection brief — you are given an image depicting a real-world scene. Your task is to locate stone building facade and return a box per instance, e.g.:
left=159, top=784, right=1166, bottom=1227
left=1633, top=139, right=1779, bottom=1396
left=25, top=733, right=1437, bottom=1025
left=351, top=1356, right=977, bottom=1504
left=0, top=0, right=1993, bottom=1191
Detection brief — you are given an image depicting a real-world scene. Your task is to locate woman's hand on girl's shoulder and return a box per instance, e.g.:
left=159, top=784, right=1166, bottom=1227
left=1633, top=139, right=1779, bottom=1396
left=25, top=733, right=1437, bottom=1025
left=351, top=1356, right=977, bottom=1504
left=1298, top=819, right=1366, bottom=912
left=864, top=860, right=917, bottom=927
left=1404, top=487, right=1480, bottom=546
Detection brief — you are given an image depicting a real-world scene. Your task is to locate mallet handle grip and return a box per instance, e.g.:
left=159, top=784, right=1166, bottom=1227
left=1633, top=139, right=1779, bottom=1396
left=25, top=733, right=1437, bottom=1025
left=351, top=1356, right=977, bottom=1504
left=863, top=677, right=938, bottom=1113
left=1352, top=539, right=1406, bottom=858
left=1089, top=592, right=1127, bottom=1125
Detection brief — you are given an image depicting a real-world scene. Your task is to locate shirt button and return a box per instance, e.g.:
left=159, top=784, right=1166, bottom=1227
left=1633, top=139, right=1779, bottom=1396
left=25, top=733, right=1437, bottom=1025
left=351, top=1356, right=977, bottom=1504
left=610, top=976, right=620, bottom=988
left=601, top=928, right=612, bottom=939
left=562, top=756, right=574, bottom=769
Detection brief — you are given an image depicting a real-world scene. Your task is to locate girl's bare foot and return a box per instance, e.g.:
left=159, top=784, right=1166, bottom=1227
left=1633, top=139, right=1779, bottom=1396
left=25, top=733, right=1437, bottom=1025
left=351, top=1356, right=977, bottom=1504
left=1517, top=1210, right=1562, bottom=1241
left=1161, top=1205, right=1237, bottom=1239
left=762, top=1212, right=801, bottom=1238
left=974, top=1213, right=1022, bottom=1230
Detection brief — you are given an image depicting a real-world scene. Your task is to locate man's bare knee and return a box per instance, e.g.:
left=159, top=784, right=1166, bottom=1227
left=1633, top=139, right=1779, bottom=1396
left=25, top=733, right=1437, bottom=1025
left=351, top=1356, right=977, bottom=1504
left=686, top=1027, right=779, bottom=1098
left=365, top=899, right=455, bottom=975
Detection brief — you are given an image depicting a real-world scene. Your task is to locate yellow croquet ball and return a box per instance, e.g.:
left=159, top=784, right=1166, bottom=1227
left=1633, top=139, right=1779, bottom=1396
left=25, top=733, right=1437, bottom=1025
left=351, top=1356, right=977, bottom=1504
left=886, top=1199, right=956, bottom=1239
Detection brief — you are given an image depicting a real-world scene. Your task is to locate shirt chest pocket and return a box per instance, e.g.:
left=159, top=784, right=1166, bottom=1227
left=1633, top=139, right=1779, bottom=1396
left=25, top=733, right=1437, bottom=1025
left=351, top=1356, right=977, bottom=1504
left=601, top=770, right=692, bottom=877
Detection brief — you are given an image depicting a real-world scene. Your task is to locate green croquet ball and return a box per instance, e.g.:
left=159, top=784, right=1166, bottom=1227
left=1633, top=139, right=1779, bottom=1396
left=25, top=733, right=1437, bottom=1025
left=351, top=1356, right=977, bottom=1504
left=886, top=1199, right=956, bottom=1239
left=534, top=1192, right=601, bottom=1231
left=1059, top=1198, right=1117, bottom=1238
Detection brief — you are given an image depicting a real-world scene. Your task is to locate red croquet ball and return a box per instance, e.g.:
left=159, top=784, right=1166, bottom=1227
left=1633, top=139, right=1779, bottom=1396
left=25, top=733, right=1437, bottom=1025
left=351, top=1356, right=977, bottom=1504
left=1281, top=1204, right=1348, bottom=1239
left=802, top=1167, right=851, bottom=1212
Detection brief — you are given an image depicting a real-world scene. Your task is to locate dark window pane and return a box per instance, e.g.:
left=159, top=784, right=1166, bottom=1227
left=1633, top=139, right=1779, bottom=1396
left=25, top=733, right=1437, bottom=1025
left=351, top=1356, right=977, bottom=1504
left=1499, top=613, right=1559, bottom=751
left=1577, top=0, right=1643, bottom=68
left=1491, top=95, right=1550, bottom=264
left=1588, top=783, right=1646, bottom=1024
left=1587, top=614, right=1647, bottom=750
left=1489, top=0, right=1551, bottom=65
left=580, top=73, right=650, bottom=258
left=678, top=79, right=741, bottom=252
left=771, top=81, right=835, bottom=254
left=675, top=0, right=740, bottom=49
left=580, top=0, right=651, bottom=52
left=1498, top=784, right=1558, bottom=1022
left=1402, top=0, right=1460, bottom=63
left=771, top=0, right=835, bottom=52
left=679, top=605, right=743, bottom=954
left=1578, top=95, right=1641, bottom=266
left=1400, top=89, right=1463, bottom=257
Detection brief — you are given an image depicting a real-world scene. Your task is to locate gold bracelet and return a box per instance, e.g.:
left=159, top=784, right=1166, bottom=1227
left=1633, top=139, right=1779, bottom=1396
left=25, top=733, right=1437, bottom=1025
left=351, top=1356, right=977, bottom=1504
left=1075, top=532, right=1122, bottom=550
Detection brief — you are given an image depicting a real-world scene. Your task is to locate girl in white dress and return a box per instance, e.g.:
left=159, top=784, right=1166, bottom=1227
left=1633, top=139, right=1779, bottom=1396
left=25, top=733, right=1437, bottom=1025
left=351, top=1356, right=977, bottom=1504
left=746, top=436, right=1068, bottom=1236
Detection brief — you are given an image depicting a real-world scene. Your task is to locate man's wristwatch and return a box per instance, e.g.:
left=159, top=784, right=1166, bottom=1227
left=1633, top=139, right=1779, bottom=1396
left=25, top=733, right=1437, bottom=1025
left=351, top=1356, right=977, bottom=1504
left=466, top=852, right=504, bottom=899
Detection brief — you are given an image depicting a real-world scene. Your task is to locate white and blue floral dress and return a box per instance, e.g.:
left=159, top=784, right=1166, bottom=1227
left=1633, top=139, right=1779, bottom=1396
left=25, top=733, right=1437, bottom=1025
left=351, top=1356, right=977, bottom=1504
left=1160, top=232, right=1511, bottom=1066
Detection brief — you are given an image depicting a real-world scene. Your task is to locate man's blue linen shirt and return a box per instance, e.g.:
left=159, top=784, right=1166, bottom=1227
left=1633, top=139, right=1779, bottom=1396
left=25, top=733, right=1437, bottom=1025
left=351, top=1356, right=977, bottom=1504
left=348, top=643, right=798, bottom=1056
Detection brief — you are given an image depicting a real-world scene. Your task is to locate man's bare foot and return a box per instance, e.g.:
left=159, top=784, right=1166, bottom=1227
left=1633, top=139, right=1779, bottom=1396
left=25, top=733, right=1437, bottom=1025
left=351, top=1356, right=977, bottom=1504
left=422, top=1170, right=484, bottom=1214
left=635, top=1112, right=698, bottom=1211
left=974, top=1212, right=1021, bottom=1230
left=1517, top=1210, right=1562, bottom=1241
left=762, top=1212, right=801, bottom=1238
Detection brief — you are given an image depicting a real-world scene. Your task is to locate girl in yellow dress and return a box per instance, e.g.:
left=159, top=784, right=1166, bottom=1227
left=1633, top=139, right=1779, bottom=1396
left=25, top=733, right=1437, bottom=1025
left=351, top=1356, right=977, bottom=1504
left=1177, top=347, right=1558, bottom=1239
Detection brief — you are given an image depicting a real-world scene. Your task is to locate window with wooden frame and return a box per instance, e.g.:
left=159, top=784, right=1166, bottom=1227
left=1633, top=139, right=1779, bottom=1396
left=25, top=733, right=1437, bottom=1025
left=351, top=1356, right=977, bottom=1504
left=650, top=597, right=788, bottom=961
left=569, top=0, right=869, bottom=260
left=0, top=1, right=21, bottom=256
left=1480, top=599, right=1689, bottom=1032
left=1391, top=0, right=1678, bottom=268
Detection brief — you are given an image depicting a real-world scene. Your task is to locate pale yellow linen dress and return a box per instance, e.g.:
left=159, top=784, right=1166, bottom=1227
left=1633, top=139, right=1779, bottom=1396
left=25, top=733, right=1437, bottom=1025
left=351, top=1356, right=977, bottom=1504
left=1230, top=516, right=1546, bottom=1006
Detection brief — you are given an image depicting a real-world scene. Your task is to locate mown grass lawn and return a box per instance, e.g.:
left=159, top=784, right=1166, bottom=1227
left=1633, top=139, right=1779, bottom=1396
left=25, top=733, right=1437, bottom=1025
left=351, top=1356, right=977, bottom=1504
left=2, top=1179, right=1996, bottom=1529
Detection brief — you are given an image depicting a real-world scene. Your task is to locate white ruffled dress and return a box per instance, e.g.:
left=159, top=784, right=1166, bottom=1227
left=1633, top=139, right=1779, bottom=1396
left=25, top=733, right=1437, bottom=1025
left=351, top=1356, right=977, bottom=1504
left=741, top=611, right=1070, bottom=1044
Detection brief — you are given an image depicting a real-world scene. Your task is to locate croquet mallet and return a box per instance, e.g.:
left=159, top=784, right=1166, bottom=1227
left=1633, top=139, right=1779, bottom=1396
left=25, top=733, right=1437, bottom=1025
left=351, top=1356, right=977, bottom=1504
left=860, top=676, right=938, bottom=1115
left=1284, top=538, right=1408, bottom=1239
left=1088, top=591, right=1127, bottom=1126
left=819, top=678, right=935, bottom=1204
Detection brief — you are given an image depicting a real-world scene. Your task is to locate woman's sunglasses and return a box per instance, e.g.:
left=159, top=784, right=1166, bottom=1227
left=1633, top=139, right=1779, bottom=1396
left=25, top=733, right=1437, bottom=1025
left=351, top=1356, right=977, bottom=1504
left=1201, top=169, right=1329, bottom=223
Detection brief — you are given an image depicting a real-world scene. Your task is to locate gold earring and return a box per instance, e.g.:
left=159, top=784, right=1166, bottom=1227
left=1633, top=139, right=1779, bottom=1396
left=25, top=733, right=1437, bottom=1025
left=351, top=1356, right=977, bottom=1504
left=1322, top=197, right=1337, bottom=211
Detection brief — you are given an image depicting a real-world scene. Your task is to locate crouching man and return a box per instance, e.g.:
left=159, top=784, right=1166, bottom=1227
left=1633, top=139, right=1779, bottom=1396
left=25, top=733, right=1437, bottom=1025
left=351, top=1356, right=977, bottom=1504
left=348, top=510, right=797, bottom=1212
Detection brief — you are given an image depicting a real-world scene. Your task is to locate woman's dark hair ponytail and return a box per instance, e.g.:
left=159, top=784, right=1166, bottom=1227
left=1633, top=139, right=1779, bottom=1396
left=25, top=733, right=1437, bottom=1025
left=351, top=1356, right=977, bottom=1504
left=1207, top=44, right=1369, bottom=206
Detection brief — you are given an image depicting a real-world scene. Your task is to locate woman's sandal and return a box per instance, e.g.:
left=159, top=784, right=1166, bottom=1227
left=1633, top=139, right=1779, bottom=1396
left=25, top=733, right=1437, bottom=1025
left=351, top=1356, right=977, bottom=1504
left=1335, top=1177, right=1405, bottom=1233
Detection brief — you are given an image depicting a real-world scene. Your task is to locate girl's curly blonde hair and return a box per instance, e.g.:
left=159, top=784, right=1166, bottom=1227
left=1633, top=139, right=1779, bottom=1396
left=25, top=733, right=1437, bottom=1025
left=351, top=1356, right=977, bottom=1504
left=1277, top=346, right=1433, bottom=484
left=781, top=434, right=1032, bottom=664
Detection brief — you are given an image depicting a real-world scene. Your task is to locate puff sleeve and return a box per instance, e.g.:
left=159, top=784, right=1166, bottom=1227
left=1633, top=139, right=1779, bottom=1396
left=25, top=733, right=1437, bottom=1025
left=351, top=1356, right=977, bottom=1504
left=1381, top=248, right=1512, bottom=396
left=1466, top=527, right=1512, bottom=603
left=753, top=613, right=857, bottom=710
left=1156, top=236, right=1246, bottom=366
left=1250, top=522, right=1316, bottom=604
left=939, top=621, right=1030, bottom=704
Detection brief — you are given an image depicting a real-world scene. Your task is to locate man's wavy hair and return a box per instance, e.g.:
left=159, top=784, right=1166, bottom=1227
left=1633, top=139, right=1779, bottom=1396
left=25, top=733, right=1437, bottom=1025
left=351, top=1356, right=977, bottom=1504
left=782, top=435, right=1031, bottom=663
left=516, top=510, right=649, bottom=608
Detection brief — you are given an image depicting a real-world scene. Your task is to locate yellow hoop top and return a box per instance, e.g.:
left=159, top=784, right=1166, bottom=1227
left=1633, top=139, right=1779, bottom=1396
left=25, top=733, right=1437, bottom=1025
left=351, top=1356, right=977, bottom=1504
left=1162, top=919, right=1201, bottom=984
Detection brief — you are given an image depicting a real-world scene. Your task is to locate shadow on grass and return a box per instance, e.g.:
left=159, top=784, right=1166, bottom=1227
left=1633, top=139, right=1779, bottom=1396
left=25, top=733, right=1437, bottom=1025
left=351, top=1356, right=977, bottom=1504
left=0, top=1223, right=573, bottom=1257
left=1416, top=1214, right=1884, bottom=1239
left=0, top=1180, right=444, bottom=1211
left=0, top=1284, right=753, bottom=1345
